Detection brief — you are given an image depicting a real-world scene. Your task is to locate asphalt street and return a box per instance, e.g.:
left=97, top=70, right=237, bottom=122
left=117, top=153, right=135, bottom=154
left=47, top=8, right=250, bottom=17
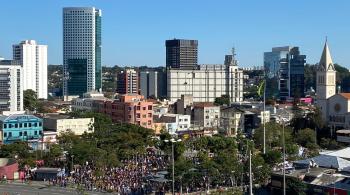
left=0, top=183, right=108, bottom=195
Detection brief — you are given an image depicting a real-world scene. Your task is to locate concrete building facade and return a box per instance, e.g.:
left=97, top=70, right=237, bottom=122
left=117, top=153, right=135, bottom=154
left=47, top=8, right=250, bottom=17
left=140, top=70, right=167, bottom=99
left=193, top=103, right=220, bottom=128
left=43, top=114, right=94, bottom=135
left=167, top=63, right=243, bottom=102
left=12, top=40, right=47, bottom=99
left=117, top=69, right=139, bottom=94
left=0, top=60, right=23, bottom=112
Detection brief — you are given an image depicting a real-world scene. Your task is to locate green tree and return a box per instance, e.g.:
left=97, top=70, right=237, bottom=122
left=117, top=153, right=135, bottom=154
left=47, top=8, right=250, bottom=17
left=253, top=122, right=292, bottom=150
left=263, top=150, right=282, bottom=164
left=287, top=177, right=307, bottom=195
left=295, top=128, right=318, bottom=149
left=214, top=95, right=230, bottom=106
left=24, top=89, right=39, bottom=111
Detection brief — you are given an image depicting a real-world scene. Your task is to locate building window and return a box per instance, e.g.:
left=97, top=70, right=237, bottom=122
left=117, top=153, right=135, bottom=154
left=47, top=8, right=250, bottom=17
left=148, top=113, right=152, bottom=117
left=142, top=114, right=146, bottom=118
left=19, top=123, right=22, bottom=128
left=137, top=106, right=140, bottom=110
left=9, top=132, right=12, bottom=137
left=24, top=123, right=27, bottom=127
left=4, top=132, right=7, bottom=137
left=34, top=131, right=37, bottom=135
left=34, top=123, right=37, bottom=127
left=136, top=114, right=140, bottom=118
left=15, top=124, right=18, bottom=128
left=3, top=124, right=6, bottom=129
left=148, top=105, right=152, bottom=110
left=29, top=123, right=32, bottom=127
left=19, top=132, right=22, bottom=136
left=148, top=121, right=151, bottom=125
left=143, top=107, right=146, bottom=110
left=128, top=107, right=132, bottom=111
left=24, top=131, right=27, bottom=136
left=39, top=131, right=42, bottom=135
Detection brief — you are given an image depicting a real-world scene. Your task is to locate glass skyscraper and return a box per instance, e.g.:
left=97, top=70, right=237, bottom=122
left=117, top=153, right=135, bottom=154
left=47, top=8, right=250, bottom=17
left=264, top=46, right=306, bottom=100
left=63, top=7, right=102, bottom=99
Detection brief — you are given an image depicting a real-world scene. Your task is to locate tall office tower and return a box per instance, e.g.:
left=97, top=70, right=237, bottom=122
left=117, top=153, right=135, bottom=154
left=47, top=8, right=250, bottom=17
left=140, top=70, right=167, bottom=99
left=264, top=46, right=306, bottom=100
left=166, top=39, right=198, bottom=69
left=117, top=69, right=139, bottom=94
left=12, top=40, right=47, bottom=99
left=0, top=60, right=23, bottom=112
left=63, top=7, right=102, bottom=99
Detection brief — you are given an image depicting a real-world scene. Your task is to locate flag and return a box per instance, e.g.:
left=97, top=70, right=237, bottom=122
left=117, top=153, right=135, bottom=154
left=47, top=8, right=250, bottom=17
left=257, top=80, right=265, bottom=97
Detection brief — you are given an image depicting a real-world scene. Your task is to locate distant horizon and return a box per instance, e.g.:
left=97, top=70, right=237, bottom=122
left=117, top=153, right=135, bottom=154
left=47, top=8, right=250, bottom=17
left=1, top=1, right=350, bottom=68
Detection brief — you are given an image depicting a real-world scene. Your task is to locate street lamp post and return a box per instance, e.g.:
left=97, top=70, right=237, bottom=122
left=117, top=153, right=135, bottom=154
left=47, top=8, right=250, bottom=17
left=71, top=155, right=74, bottom=173
left=164, top=138, right=181, bottom=195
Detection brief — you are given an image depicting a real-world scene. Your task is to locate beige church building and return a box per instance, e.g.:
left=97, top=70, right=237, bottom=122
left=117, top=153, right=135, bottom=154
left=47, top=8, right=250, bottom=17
left=316, top=40, right=350, bottom=129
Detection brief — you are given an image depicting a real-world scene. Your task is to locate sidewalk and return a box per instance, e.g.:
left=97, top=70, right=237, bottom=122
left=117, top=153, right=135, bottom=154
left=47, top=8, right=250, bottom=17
left=3, top=180, right=47, bottom=188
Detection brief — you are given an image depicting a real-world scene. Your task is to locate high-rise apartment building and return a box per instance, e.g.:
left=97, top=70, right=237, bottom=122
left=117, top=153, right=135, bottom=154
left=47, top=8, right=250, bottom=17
left=12, top=40, right=47, bottom=99
left=63, top=7, right=102, bottom=99
left=117, top=69, right=139, bottom=94
left=140, top=70, right=167, bottom=99
left=264, top=46, right=306, bottom=100
left=0, top=60, right=23, bottom=112
left=166, top=39, right=198, bottom=69
left=167, top=49, right=244, bottom=102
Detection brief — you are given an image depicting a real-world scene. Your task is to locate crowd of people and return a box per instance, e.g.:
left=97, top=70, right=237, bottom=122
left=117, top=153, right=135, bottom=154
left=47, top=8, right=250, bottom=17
left=52, top=149, right=169, bottom=194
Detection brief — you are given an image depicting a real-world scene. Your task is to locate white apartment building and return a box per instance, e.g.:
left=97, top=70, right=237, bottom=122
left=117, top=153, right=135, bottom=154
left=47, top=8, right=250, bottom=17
left=13, top=40, right=47, bottom=99
left=154, top=113, right=191, bottom=134
left=0, top=60, right=23, bottom=112
left=193, top=103, right=220, bottom=128
left=63, top=7, right=102, bottom=99
left=167, top=51, right=243, bottom=102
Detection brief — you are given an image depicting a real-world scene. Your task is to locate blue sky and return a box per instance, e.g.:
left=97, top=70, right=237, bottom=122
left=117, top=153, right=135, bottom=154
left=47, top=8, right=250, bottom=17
left=0, top=0, right=349, bottom=68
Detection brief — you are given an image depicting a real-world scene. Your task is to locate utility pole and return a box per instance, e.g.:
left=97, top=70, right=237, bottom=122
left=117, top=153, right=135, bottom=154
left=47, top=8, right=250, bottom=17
left=282, top=120, right=286, bottom=195
left=249, top=150, right=253, bottom=195
left=263, top=73, right=266, bottom=154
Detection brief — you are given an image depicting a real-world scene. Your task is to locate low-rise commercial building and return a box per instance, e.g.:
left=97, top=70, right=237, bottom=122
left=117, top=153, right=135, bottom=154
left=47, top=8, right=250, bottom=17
left=43, top=114, right=94, bottom=135
left=0, top=114, right=43, bottom=145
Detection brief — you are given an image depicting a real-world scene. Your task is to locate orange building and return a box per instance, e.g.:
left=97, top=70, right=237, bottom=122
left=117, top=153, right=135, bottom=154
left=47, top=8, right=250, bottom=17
left=92, top=94, right=153, bottom=129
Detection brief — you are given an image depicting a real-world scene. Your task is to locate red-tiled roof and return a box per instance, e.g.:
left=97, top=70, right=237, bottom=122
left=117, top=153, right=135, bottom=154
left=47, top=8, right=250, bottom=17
left=340, top=93, right=350, bottom=99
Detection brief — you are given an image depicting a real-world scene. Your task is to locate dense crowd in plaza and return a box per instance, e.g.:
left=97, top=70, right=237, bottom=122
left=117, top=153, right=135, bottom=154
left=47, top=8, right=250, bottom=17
left=49, top=150, right=169, bottom=194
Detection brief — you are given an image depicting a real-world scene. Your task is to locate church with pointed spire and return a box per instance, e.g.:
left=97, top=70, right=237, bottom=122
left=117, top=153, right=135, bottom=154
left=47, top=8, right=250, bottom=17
left=316, top=39, right=336, bottom=120
left=317, top=39, right=350, bottom=129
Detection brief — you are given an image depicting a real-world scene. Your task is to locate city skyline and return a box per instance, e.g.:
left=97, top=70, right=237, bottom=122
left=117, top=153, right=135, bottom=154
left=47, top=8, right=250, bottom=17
left=0, top=0, right=350, bottom=67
